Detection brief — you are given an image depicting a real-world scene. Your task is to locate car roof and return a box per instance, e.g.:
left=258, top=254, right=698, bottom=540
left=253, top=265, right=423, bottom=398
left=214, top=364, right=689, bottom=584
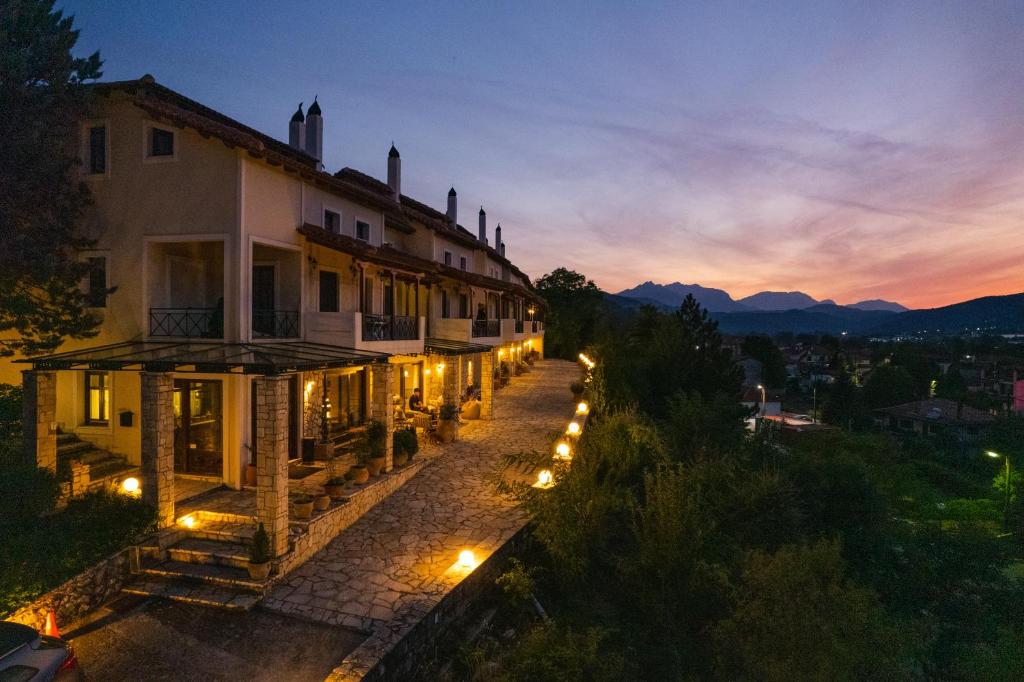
left=0, top=622, right=38, bottom=660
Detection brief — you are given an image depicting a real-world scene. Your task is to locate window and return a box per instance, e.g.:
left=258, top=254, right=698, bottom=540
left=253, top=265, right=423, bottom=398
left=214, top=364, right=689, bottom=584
left=88, top=125, right=106, bottom=174
left=324, top=210, right=340, bottom=234
left=319, top=270, right=339, bottom=312
left=459, top=293, right=469, bottom=318
left=86, top=256, right=107, bottom=308
left=443, top=251, right=453, bottom=267
left=150, top=127, right=174, bottom=157
left=441, top=290, right=450, bottom=318
left=355, top=220, right=370, bottom=241
left=85, top=371, right=109, bottom=424
left=459, top=256, right=467, bottom=271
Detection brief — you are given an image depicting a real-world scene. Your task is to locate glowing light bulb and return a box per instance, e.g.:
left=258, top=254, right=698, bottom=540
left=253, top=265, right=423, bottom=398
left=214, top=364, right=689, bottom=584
left=567, top=421, right=581, bottom=436
left=121, top=477, right=140, bottom=494
left=555, top=442, right=571, bottom=459
left=457, top=549, right=476, bottom=568
left=537, top=469, right=553, bottom=486
left=179, top=515, right=195, bottom=529
left=576, top=402, right=589, bottom=414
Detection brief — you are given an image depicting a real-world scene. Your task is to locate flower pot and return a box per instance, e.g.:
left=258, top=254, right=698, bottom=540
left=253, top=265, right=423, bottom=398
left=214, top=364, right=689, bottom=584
left=314, top=441, right=334, bottom=459
left=248, top=560, right=272, bottom=581
left=244, top=464, right=257, bottom=487
left=347, top=465, right=369, bottom=485
left=437, top=419, right=458, bottom=443
left=367, top=455, right=386, bottom=477
left=292, top=499, right=314, bottom=520
left=314, top=494, right=331, bottom=511
left=393, top=451, right=409, bottom=467
left=324, top=482, right=345, bottom=499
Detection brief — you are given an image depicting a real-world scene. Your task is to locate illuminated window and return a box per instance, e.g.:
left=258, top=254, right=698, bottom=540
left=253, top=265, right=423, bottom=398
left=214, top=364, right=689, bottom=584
left=85, top=371, right=109, bottom=424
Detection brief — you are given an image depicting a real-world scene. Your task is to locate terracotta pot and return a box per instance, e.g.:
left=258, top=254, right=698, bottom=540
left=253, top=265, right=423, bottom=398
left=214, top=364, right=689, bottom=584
left=367, top=456, right=386, bottom=477
left=244, top=464, right=257, bottom=487
left=292, top=500, right=314, bottom=520
left=324, top=483, right=345, bottom=499
left=347, top=465, right=369, bottom=485
left=393, top=451, right=409, bottom=467
left=437, top=419, right=458, bottom=443
left=314, top=441, right=334, bottom=459
left=248, top=561, right=272, bottom=581
left=314, top=494, right=331, bottom=511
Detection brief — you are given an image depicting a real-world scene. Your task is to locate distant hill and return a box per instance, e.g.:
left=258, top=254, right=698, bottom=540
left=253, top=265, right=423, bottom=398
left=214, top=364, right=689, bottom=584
left=866, top=293, right=1024, bottom=336
left=616, top=281, right=747, bottom=312
left=713, top=304, right=896, bottom=335
left=847, top=299, right=908, bottom=313
left=737, top=291, right=832, bottom=311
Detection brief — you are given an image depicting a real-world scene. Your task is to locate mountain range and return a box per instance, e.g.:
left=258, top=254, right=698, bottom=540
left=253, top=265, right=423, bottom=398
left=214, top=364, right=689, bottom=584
left=610, top=281, right=1024, bottom=336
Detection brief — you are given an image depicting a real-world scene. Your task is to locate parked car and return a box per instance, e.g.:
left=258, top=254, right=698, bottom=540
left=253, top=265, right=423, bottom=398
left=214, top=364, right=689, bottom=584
left=0, top=621, right=82, bottom=681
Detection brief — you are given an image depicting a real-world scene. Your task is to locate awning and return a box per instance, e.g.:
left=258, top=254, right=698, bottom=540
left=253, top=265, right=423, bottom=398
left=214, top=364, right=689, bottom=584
left=424, top=338, right=494, bottom=356
left=17, top=341, right=390, bottom=375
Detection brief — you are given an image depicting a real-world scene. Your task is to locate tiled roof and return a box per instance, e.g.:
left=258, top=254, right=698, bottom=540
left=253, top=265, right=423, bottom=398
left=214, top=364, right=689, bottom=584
left=874, top=398, right=995, bottom=426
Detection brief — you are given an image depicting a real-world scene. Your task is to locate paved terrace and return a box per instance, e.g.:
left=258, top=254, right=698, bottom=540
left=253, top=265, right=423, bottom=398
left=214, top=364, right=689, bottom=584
left=262, top=359, right=577, bottom=643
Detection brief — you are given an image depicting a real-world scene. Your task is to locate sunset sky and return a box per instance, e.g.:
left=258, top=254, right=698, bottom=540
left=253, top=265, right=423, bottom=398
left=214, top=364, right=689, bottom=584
left=64, top=1, right=1024, bottom=309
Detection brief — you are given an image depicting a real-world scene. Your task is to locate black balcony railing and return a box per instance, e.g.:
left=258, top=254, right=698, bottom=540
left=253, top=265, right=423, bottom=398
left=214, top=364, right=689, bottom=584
left=252, top=310, right=300, bottom=338
left=472, top=319, right=500, bottom=338
left=532, top=320, right=541, bottom=332
left=150, top=307, right=223, bottom=338
left=362, top=314, right=419, bottom=341
left=515, top=319, right=524, bottom=334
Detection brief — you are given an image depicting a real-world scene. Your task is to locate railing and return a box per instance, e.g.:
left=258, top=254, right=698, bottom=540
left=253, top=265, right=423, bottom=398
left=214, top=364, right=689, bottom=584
left=472, top=319, right=500, bottom=338
left=362, top=314, right=419, bottom=341
left=252, top=310, right=300, bottom=338
left=532, top=320, right=542, bottom=332
left=150, top=307, right=222, bottom=338
left=515, top=319, right=524, bottom=334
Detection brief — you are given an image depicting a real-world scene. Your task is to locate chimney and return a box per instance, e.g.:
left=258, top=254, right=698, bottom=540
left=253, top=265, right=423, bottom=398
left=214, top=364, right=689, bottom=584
left=304, top=96, right=323, bottom=170
left=387, top=144, right=401, bottom=202
left=500, top=241, right=506, bottom=257
left=494, top=223, right=502, bottom=253
left=478, top=207, right=487, bottom=243
left=446, top=187, right=457, bottom=227
left=289, top=103, right=305, bottom=151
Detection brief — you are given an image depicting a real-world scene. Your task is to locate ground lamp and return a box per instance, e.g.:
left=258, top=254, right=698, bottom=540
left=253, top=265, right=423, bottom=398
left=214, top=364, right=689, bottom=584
left=457, top=549, right=477, bottom=569
left=534, top=469, right=554, bottom=488
left=555, top=441, right=571, bottom=460
left=987, top=450, right=1011, bottom=522
left=576, top=401, right=589, bottom=415
left=566, top=421, right=581, bottom=436
left=121, top=476, right=140, bottom=495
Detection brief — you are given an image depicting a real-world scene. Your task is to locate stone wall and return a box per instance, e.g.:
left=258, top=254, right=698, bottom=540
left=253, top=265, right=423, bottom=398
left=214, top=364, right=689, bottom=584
left=22, top=370, right=56, bottom=472
left=140, top=372, right=175, bottom=528
left=6, top=549, right=131, bottom=632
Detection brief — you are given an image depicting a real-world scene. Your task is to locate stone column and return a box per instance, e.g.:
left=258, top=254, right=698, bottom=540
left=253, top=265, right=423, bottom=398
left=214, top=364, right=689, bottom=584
left=22, top=370, right=57, bottom=472
left=256, top=375, right=291, bottom=558
left=369, top=363, right=395, bottom=471
left=141, top=372, right=175, bottom=528
left=442, top=356, right=459, bottom=406
left=479, top=352, right=494, bottom=420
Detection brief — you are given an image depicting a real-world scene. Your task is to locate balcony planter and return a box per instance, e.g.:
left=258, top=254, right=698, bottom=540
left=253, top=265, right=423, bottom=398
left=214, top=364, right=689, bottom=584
left=393, top=451, right=409, bottom=467
left=437, top=403, right=460, bottom=443
left=324, top=477, right=346, bottom=499
left=345, top=465, right=369, bottom=485
left=248, top=522, right=273, bottom=581
left=364, top=420, right=388, bottom=476
left=292, top=494, right=315, bottom=520
left=314, top=493, right=331, bottom=511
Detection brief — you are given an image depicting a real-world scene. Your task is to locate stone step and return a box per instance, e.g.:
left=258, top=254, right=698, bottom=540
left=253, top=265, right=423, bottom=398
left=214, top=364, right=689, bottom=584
left=88, top=461, right=136, bottom=483
left=140, top=558, right=265, bottom=592
left=57, top=432, right=79, bottom=444
left=56, top=440, right=93, bottom=456
left=122, top=577, right=260, bottom=611
left=167, top=537, right=251, bottom=570
left=183, top=519, right=256, bottom=544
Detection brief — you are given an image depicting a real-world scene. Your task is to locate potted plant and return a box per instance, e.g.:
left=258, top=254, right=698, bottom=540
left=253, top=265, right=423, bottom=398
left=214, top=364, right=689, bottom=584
left=365, top=420, right=387, bottom=476
left=314, top=374, right=334, bottom=459
left=437, top=402, right=460, bottom=443
left=292, top=493, right=314, bottom=520
left=244, top=444, right=257, bottom=487
left=570, top=381, right=585, bottom=401
left=392, top=428, right=418, bottom=467
left=314, top=492, right=331, bottom=511
left=346, top=463, right=369, bottom=485
left=248, top=522, right=272, bottom=581
left=324, top=476, right=346, bottom=499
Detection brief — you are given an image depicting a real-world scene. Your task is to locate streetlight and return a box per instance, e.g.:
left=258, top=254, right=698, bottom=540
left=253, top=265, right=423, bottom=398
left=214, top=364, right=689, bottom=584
left=756, top=384, right=766, bottom=417
left=987, top=450, right=1012, bottom=523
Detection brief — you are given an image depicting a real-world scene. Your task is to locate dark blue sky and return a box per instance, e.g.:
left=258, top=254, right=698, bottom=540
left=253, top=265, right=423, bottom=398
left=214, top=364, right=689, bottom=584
left=63, top=1, right=1024, bottom=307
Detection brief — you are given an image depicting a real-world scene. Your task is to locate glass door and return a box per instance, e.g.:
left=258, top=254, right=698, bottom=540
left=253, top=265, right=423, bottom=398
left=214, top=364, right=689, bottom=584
left=252, top=264, right=275, bottom=336
left=173, top=379, right=223, bottom=476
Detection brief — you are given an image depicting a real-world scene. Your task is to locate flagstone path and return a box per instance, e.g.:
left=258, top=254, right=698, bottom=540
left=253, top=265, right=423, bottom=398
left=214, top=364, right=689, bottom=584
left=261, top=359, right=577, bottom=636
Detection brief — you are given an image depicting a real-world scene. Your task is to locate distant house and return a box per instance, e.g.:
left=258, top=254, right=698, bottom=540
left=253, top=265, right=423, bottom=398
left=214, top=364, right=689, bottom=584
left=874, top=398, right=995, bottom=446
left=742, top=386, right=782, bottom=417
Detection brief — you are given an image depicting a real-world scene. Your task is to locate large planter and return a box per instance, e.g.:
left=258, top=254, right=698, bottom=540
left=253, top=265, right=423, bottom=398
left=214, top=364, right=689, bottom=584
left=314, top=441, right=335, bottom=459
left=244, top=464, right=257, bottom=487
left=248, top=560, right=272, bottom=581
left=367, top=455, right=386, bottom=477
left=393, top=451, right=409, bottom=468
left=437, top=419, right=458, bottom=443
left=314, top=494, right=331, bottom=511
left=346, top=465, right=369, bottom=485
left=292, top=499, right=314, bottom=520
left=324, top=481, right=346, bottom=499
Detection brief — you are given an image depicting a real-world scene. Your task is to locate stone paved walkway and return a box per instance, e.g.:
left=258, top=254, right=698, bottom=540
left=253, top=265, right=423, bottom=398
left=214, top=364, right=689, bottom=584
left=262, top=359, right=578, bottom=634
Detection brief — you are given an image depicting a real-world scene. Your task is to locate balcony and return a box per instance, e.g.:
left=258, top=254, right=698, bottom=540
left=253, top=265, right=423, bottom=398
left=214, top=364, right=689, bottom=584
left=515, top=319, right=524, bottom=334
left=531, top=320, right=542, bottom=333
left=362, top=314, right=419, bottom=342
left=252, top=310, right=300, bottom=339
left=472, top=319, right=500, bottom=338
left=150, top=307, right=223, bottom=338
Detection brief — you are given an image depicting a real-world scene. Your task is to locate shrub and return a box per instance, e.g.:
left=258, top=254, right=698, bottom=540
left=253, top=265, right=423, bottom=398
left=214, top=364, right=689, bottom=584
left=365, top=419, right=387, bottom=457
left=0, top=465, right=60, bottom=527
left=325, top=476, right=346, bottom=486
left=250, top=522, right=271, bottom=564
left=439, top=403, right=459, bottom=421
left=393, top=427, right=418, bottom=457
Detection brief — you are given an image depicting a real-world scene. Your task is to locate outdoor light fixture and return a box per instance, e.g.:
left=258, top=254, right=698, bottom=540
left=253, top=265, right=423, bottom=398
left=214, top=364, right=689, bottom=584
left=576, top=402, right=589, bottom=414
left=457, top=549, right=477, bottom=569
left=425, top=368, right=431, bottom=376
left=179, top=515, right=196, bottom=529
left=121, top=477, right=140, bottom=494
left=436, top=363, right=445, bottom=373
left=536, top=469, right=553, bottom=487
left=566, top=421, right=581, bottom=436
left=555, top=441, right=571, bottom=459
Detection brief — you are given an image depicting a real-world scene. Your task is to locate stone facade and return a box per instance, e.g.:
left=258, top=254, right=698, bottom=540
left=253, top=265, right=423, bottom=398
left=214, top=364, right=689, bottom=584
left=369, top=363, right=396, bottom=471
left=22, top=370, right=57, bottom=472
left=479, top=351, right=494, bottom=420
left=441, top=356, right=459, bottom=405
left=256, top=375, right=291, bottom=558
left=141, top=372, right=175, bottom=528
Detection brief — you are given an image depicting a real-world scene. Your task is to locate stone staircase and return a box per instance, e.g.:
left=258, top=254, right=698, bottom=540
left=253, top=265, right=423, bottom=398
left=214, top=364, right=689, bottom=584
left=56, top=431, right=137, bottom=492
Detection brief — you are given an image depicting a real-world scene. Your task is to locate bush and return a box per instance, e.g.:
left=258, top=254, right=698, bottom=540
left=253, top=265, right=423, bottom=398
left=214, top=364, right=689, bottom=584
left=250, top=522, right=271, bottom=564
left=0, top=465, right=60, bottom=527
left=365, top=419, right=387, bottom=457
left=393, top=427, right=418, bottom=457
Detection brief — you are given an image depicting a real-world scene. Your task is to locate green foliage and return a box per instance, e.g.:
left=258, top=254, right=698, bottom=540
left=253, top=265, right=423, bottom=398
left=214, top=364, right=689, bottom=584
left=439, top=403, right=459, bottom=421
left=740, top=335, right=787, bottom=387
left=495, top=558, right=537, bottom=608
left=660, top=390, right=747, bottom=462
left=0, top=488, right=155, bottom=617
left=0, top=0, right=107, bottom=356
left=0, top=465, right=60, bottom=526
left=393, top=427, right=418, bottom=457
left=533, top=268, right=605, bottom=360
left=249, top=522, right=271, bottom=564
left=365, top=419, right=387, bottom=457
left=861, top=364, right=918, bottom=408
left=487, top=623, right=627, bottom=682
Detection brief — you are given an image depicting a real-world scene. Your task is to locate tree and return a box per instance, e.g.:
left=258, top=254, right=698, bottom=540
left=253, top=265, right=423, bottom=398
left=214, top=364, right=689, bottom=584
left=533, top=268, right=604, bottom=360
left=861, top=364, right=917, bottom=409
left=740, top=335, right=787, bottom=387
left=0, top=0, right=105, bottom=356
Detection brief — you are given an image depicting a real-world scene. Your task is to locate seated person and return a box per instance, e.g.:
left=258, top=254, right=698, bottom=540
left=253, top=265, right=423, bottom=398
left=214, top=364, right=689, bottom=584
left=408, top=387, right=426, bottom=413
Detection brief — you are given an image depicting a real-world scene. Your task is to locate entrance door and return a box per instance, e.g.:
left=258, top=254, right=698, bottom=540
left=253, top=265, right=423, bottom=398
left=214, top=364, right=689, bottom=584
left=252, top=264, right=275, bottom=336
left=173, top=379, right=223, bottom=476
